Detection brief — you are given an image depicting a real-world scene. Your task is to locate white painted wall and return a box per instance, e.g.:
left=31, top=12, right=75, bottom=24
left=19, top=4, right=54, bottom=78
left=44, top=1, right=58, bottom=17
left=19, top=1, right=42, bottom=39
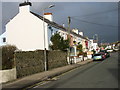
left=58, top=30, right=68, bottom=40
left=44, top=13, right=53, bottom=21
left=87, top=55, right=92, bottom=59
left=72, top=29, right=79, bottom=34
left=90, top=39, right=98, bottom=51
left=89, top=39, right=94, bottom=51
left=0, top=68, right=16, bottom=83
left=79, top=32, right=83, bottom=36
left=82, top=39, right=86, bottom=52
left=6, top=4, right=49, bottom=51
left=93, top=43, right=98, bottom=50
left=44, top=13, right=54, bottom=50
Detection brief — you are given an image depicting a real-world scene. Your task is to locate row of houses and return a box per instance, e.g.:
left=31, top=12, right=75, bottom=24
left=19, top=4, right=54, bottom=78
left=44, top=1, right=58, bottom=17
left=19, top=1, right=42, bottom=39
left=0, top=1, right=99, bottom=56
left=100, top=41, right=120, bottom=51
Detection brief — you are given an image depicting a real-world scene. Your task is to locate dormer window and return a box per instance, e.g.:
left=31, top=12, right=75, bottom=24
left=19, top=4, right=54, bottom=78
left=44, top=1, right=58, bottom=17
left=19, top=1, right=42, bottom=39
left=3, top=37, right=6, bottom=43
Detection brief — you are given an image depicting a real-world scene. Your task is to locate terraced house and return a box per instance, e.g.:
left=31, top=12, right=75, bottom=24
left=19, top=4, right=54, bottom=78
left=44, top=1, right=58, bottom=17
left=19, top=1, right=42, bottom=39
left=0, top=1, right=90, bottom=53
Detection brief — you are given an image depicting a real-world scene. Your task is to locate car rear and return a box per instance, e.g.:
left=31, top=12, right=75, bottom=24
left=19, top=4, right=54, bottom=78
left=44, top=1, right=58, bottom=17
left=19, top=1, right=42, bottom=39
left=99, top=52, right=106, bottom=59
left=93, top=54, right=103, bottom=61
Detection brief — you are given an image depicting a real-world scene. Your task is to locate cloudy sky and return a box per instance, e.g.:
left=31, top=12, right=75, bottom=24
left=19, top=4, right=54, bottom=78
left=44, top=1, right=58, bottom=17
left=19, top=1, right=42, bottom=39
left=1, top=0, right=119, bottom=43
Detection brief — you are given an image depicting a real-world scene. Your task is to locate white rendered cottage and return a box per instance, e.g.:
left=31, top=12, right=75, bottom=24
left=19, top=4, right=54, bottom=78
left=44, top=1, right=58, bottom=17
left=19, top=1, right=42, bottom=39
left=1, top=1, right=89, bottom=52
left=5, top=2, right=53, bottom=51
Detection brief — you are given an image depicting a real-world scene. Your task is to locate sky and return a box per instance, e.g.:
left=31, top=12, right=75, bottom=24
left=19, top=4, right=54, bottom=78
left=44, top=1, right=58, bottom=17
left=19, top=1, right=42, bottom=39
left=0, top=0, right=119, bottom=43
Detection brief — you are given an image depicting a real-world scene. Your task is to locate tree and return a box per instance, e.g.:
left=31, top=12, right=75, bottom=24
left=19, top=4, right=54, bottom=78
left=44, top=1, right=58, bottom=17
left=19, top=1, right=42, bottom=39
left=50, top=33, right=69, bottom=51
left=77, top=44, right=83, bottom=52
left=77, top=44, right=83, bottom=55
left=101, top=45, right=107, bottom=49
left=1, top=45, right=17, bottom=70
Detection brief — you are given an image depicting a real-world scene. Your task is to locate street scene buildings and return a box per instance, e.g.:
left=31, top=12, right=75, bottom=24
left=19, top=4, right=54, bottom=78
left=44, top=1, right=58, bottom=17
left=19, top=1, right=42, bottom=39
left=0, top=1, right=119, bottom=89
left=0, top=1, right=99, bottom=55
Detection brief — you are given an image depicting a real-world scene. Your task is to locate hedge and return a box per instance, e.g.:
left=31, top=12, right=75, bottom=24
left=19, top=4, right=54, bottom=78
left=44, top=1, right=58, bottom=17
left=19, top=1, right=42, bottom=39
left=1, top=45, right=17, bottom=70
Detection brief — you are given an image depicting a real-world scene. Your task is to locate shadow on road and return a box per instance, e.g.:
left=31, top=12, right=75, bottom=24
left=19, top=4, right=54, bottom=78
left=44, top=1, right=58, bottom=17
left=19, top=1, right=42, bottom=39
left=42, top=62, right=101, bottom=89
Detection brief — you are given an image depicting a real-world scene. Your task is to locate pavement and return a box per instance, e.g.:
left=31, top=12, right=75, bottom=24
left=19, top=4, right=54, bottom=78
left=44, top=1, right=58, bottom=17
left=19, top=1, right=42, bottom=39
left=2, top=59, right=93, bottom=89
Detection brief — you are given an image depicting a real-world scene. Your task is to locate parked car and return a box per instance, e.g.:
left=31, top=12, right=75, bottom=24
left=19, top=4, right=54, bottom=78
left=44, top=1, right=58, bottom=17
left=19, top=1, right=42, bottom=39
left=106, top=49, right=113, bottom=52
left=98, top=52, right=106, bottom=59
left=106, top=52, right=110, bottom=57
left=93, top=53, right=104, bottom=61
left=99, top=50, right=110, bottom=58
left=113, top=48, right=119, bottom=52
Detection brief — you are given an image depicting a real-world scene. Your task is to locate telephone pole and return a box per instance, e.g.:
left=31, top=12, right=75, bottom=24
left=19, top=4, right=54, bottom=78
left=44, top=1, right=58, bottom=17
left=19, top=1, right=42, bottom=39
left=68, top=16, right=71, bottom=64
left=68, top=16, right=71, bottom=40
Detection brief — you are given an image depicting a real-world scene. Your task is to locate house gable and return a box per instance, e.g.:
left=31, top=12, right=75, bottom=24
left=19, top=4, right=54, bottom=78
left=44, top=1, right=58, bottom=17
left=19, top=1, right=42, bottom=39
left=6, top=4, right=46, bottom=51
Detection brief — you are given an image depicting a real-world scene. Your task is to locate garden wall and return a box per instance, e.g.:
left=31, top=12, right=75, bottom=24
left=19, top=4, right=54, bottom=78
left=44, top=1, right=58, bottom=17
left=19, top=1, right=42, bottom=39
left=0, top=68, right=16, bottom=83
left=48, top=50, right=68, bottom=70
left=15, top=50, right=67, bottom=78
left=15, top=50, right=44, bottom=78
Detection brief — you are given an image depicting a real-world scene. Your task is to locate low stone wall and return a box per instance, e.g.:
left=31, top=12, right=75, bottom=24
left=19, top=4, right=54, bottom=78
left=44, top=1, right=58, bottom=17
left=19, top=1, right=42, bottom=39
left=15, top=50, right=44, bottom=78
left=87, top=55, right=92, bottom=59
left=76, top=57, right=83, bottom=63
left=69, top=55, right=90, bottom=63
left=48, top=51, right=68, bottom=70
left=15, top=50, right=67, bottom=78
left=0, top=68, right=16, bottom=83
left=84, top=57, right=88, bottom=61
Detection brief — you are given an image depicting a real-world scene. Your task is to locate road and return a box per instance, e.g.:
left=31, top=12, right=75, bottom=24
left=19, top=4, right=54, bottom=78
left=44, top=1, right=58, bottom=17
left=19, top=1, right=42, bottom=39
left=30, top=52, right=119, bottom=88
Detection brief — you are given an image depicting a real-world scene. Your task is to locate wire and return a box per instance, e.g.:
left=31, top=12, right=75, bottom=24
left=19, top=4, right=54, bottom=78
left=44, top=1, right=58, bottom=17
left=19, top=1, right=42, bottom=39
left=71, top=8, right=118, bottom=19
left=71, top=17, right=118, bottom=28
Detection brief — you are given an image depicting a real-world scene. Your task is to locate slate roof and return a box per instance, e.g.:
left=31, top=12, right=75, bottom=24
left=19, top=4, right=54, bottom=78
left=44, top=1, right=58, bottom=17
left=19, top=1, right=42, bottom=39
left=30, top=11, right=88, bottom=40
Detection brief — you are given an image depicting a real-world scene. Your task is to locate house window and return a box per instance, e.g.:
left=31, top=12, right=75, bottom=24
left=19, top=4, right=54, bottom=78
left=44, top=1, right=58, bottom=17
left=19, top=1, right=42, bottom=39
left=3, top=37, right=6, bottom=43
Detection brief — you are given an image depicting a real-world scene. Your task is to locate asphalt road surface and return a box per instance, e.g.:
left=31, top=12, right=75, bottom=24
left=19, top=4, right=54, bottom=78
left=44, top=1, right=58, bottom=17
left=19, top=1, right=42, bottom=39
left=31, top=52, right=119, bottom=88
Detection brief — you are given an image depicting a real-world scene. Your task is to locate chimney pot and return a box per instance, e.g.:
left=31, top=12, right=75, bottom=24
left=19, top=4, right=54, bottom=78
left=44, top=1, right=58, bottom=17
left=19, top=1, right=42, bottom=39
left=44, top=13, right=52, bottom=15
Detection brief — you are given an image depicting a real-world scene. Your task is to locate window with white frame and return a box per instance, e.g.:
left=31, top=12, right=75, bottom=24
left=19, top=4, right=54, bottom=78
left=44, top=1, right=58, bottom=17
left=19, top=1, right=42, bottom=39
left=2, top=37, right=6, bottom=43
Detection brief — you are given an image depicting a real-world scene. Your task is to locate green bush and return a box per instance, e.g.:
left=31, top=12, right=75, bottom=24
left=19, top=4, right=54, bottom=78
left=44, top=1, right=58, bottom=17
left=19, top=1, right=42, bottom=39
left=77, top=52, right=84, bottom=56
left=1, top=45, right=17, bottom=70
left=50, top=33, right=69, bottom=51
left=77, top=52, right=87, bottom=57
left=83, top=52, right=87, bottom=57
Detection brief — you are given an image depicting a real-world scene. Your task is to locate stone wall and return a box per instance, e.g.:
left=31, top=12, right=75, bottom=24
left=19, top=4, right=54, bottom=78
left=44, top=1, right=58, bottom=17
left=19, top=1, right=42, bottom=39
left=15, top=50, right=67, bottom=78
left=15, top=50, right=44, bottom=78
left=48, top=50, right=68, bottom=70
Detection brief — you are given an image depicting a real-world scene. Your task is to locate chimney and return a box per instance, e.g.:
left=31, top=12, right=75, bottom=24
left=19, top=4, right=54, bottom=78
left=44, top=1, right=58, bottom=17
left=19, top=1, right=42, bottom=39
left=19, top=1, right=32, bottom=13
left=79, top=32, right=83, bottom=36
left=72, top=28, right=79, bottom=34
left=44, top=13, right=53, bottom=21
left=62, top=23, right=65, bottom=27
